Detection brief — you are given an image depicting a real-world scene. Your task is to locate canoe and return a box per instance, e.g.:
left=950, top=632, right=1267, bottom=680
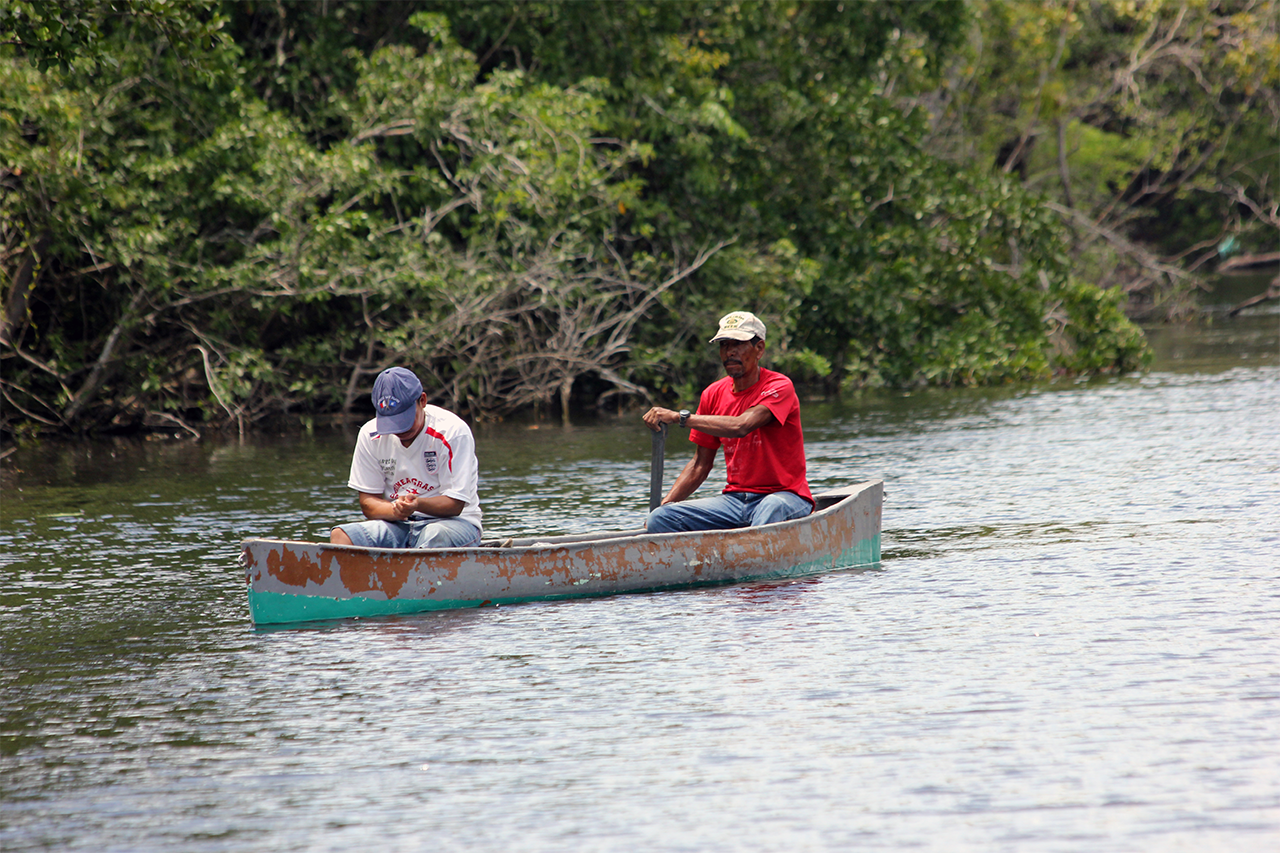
left=242, top=480, right=883, bottom=625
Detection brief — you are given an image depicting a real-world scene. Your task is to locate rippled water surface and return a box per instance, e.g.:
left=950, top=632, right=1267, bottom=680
left=2, top=309, right=1277, bottom=852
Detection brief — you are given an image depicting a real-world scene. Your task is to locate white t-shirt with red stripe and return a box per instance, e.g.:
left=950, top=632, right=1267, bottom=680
left=347, top=405, right=483, bottom=531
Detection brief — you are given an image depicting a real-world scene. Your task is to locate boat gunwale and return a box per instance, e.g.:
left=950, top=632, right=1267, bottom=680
left=239, top=480, right=881, bottom=557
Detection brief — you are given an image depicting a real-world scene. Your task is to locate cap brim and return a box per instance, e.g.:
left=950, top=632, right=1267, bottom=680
left=376, top=408, right=418, bottom=435
left=710, top=331, right=757, bottom=343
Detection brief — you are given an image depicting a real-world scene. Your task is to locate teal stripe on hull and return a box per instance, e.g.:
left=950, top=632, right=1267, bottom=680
left=247, top=589, right=489, bottom=624
left=247, top=534, right=881, bottom=626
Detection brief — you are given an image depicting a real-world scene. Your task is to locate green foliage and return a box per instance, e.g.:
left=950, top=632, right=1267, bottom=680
left=774, top=95, right=1069, bottom=390
left=0, top=0, right=233, bottom=77
left=2, top=0, right=1161, bottom=437
left=928, top=0, right=1279, bottom=305
left=1047, top=279, right=1152, bottom=375
left=1028, top=120, right=1153, bottom=209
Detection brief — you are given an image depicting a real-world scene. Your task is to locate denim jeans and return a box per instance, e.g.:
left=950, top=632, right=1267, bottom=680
left=646, top=490, right=812, bottom=534
left=335, top=517, right=482, bottom=549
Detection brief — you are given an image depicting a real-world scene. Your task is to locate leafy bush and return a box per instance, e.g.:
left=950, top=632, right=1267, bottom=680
left=1, top=1, right=1158, bottom=436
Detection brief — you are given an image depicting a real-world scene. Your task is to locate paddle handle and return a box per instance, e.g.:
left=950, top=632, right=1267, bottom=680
left=649, top=423, right=667, bottom=512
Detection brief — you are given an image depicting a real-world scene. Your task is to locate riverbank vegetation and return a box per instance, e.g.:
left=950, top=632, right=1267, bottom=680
left=2, top=1, right=1275, bottom=436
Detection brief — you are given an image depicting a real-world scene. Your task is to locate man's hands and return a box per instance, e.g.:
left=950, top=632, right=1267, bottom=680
left=390, top=492, right=419, bottom=520
left=643, top=406, right=680, bottom=432
left=358, top=491, right=465, bottom=522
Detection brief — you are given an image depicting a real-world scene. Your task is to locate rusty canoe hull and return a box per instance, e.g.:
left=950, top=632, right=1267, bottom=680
left=242, top=480, right=882, bottom=625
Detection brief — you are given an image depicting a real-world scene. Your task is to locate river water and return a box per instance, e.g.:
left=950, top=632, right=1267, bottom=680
left=2, top=297, right=1277, bottom=852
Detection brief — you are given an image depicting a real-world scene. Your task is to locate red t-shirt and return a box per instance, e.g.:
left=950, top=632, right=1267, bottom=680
left=688, top=368, right=813, bottom=505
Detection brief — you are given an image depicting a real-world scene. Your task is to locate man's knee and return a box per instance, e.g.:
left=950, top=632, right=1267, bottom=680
left=331, top=519, right=408, bottom=549
left=414, top=519, right=481, bottom=549
left=647, top=503, right=704, bottom=533
left=646, top=504, right=680, bottom=534
left=750, top=492, right=811, bottom=526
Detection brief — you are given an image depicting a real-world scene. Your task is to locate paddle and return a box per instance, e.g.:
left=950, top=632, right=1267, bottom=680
left=649, top=422, right=667, bottom=512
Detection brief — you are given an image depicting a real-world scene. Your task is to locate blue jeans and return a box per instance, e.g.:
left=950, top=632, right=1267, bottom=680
left=335, top=517, right=482, bottom=549
left=646, top=490, right=812, bottom=534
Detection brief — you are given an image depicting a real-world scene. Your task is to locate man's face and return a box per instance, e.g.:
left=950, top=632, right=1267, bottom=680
left=719, top=338, right=763, bottom=379
left=394, top=395, right=426, bottom=444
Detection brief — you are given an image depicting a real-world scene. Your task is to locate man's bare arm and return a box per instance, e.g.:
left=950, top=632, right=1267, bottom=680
left=643, top=404, right=775, bottom=438
left=662, top=444, right=718, bottom=505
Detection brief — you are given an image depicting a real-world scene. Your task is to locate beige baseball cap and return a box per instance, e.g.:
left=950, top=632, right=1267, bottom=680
left=710, top=311, right=766, bottom=343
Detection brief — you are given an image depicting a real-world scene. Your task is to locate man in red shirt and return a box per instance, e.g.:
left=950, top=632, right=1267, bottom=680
left=642, top=311, right=813, bottom=533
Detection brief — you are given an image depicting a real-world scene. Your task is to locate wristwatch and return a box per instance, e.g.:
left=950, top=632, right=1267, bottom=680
left=678, top=409, right=690, bottom=427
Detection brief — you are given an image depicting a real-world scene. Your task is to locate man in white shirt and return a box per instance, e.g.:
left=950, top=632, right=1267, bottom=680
left=330, top=366, right=482, bottom=549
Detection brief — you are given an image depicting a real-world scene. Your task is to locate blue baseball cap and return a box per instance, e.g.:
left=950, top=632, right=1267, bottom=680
left=371, top=367, right=423, bottom=434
